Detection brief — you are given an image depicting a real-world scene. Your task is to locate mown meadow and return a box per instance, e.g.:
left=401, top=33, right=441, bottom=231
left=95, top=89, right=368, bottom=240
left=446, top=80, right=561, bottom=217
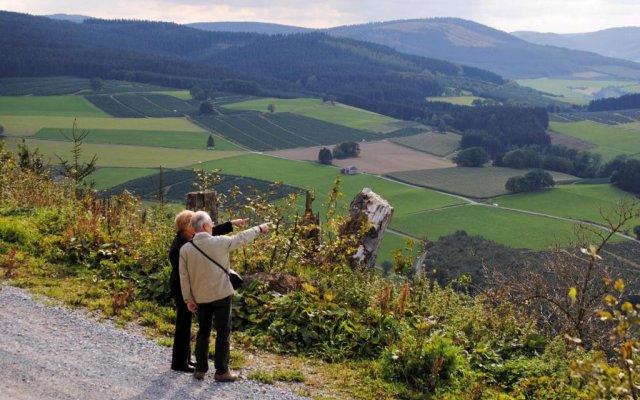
left=223, top=97, right=398, bottom=130
left=550, top=120, right=640, bottom=162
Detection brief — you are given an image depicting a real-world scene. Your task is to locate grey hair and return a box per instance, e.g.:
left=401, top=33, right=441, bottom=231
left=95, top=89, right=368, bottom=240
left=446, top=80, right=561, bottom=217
left=190, top=211, right=212, bottom=232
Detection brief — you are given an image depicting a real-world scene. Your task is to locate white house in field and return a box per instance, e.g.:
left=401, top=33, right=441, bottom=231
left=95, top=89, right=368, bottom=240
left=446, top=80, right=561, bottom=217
left=341, top=165, right=358, bottom=175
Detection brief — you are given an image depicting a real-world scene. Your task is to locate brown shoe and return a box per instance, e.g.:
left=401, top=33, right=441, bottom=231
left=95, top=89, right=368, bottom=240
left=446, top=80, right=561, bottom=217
left=213, top=371, right=238, bottom=382
left=194, top=371, right=206, bottom=380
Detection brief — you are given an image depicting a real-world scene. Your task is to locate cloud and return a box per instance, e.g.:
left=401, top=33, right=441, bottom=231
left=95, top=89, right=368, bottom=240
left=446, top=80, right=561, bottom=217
left=1, top=0, right=638, bottom=32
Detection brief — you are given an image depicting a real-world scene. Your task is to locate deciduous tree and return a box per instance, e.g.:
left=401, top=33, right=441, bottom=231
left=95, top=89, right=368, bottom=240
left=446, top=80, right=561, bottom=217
left=318, top=147, right=333, bottom=165
left=453, top=146, right=489, bottom=167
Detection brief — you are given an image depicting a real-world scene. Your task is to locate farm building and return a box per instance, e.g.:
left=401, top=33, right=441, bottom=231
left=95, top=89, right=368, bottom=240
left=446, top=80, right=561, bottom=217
left=341, top=165, right=358, bottom=175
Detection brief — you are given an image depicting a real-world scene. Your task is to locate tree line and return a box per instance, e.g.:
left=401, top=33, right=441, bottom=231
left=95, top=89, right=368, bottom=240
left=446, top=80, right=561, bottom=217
left=588, top=93, right=640, bottom=112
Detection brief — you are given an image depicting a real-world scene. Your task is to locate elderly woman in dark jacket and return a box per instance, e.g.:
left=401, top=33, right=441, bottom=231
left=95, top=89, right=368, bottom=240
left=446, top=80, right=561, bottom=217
left=168, top=210, right=246, bottom=372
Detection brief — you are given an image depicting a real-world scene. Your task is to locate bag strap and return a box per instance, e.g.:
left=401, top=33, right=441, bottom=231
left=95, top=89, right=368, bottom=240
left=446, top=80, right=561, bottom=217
left=189, top=240, right=229, bottom=276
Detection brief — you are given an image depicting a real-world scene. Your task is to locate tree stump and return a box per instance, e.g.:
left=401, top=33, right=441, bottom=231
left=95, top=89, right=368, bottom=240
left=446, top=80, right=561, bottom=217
left=186, top=191, right=218, bottom=224
left=342, top=188, right=394, bottom=268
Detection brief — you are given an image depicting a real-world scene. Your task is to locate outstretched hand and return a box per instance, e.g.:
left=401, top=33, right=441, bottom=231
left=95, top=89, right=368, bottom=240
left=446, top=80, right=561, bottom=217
left=230, top=218, right=248, bottom=227
left=258, top=223, right=271, bottom=233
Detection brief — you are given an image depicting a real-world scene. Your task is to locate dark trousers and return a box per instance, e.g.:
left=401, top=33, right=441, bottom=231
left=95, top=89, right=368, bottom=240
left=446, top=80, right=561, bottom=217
left=171, top=293, right=192, bottom=369
left=195, top=296, right=232, bottom=374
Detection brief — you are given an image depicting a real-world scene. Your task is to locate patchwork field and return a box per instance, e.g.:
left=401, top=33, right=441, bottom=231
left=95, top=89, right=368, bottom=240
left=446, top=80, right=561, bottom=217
left=0, top=96, right=107, bottom=117
left=0, top=77, right=177, bottom=96
left=33, top=128, right=240, bottom=151
left=0, top=115, right=207, bottom=136
left=392, top=205, right=583, bottom=249
left=390, top=132, right=460, bottom=156
left=493, top=184, right=640, bottom=230
left=224, top=98, right=397, bottom=130
left=266, top=141, right=453, bottom=174
left=193, top=113, right=376, bottom=151
left=90, top=167, right=159, bottom=190
left=387, top=167, right=578, bottom=198
left=195, top=154, right=464, bottom=215
left=2, top=86, right=637, bottom=256
left=86, top=93, right=200, bottom=118
left=5, top=137, right=243, bottom=168
left=550, top=121, right=640, bottom=161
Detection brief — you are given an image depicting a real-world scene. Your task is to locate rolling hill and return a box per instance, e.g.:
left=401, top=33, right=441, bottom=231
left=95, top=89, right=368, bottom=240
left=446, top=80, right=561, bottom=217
left=190, top=19, right=640, bottom=80
left=326, top=18, right=640, bottom=80
left=0, top=11, right=561, bottom=116
left=513, top=27, right=640, bottom=63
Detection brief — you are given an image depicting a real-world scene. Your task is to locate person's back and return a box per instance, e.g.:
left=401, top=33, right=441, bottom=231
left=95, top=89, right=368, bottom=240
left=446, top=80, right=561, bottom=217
left=178, top=210, right=270, bottom=381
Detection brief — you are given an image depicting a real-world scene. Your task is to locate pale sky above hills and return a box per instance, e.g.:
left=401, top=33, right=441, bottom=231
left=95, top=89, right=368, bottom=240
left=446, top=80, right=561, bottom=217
left=1, top=0, right=638, bottom=33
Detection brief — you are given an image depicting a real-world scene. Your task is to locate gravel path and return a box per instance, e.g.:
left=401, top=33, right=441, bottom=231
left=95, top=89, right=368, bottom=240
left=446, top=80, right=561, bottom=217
left=0, top=285, right=307, bottom=400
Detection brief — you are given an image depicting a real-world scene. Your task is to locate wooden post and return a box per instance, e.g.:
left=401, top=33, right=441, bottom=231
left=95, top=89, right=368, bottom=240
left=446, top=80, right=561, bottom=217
left=186, top=190, right=218, bottom=224
left=342, top=188, right=394, bottom=268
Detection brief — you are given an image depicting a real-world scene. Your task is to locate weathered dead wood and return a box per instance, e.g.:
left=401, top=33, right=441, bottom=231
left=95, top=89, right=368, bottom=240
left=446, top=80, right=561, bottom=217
left=186, top=190, right=218, bottom=224
left=342, top=188, right=394, bottom=268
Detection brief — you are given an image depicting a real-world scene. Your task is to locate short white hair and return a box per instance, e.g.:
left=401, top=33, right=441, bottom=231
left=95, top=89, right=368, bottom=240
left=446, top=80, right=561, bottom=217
left=190, top=211, right=212, bottom=232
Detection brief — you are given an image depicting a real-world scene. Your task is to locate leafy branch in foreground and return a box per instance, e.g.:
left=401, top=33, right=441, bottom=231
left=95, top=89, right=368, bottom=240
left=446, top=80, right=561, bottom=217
left=489, top=200, right=639, bottom=346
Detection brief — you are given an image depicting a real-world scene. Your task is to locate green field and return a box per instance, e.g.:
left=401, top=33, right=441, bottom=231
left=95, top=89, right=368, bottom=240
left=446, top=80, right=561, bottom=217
left=391, top=132, right=460, bottom=156
left=224, top=98, right=397, bottom=130
left=378, top=232, right=419, bottom=265
left=195, top=154, right=464, bottom=215
left=426, top=96, right=483, bottom=106
left=90, top=167, right=159, bottom=190
left=550, top=121, right=640, bottom=161
left=5, top=137, right=244, bottom=168
left=619, top=122, right=640, bottom=131
left=392, top=205, right=582, bottom=249
left=0, top=96, right=108, bottom=117
left=516, top=78, right=640, bottom=103
left=152, top=90, right=192, bottom=100
left=388, top=167, right=578, bottom=198
left=33, top=128, right=241, bottom=151
left=0, top=115, right=207, bottom=136
left=493, top=184, right=640, bottom=230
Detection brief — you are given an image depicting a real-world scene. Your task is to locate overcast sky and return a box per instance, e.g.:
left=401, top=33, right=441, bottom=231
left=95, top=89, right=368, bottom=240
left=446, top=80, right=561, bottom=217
left=1, top=0, right=638, bottom=33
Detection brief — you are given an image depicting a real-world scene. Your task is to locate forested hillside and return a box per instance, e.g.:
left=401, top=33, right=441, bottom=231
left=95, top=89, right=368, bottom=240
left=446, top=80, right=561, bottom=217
left=327, top=18, right=640, bottom=79
left=0, top=11, right=562, bottom=116
left=513, top=27, right=640, bottom=63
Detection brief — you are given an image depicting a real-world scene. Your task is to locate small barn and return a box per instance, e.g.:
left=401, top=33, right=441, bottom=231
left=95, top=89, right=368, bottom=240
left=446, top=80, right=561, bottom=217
left=341, top=165, right=358, bottom=175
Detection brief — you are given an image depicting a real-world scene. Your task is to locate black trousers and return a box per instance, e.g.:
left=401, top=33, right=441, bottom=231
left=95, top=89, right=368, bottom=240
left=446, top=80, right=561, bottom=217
left=195, top=296, right=232, bottom=374
left=171, top=292, right=192, bottom=369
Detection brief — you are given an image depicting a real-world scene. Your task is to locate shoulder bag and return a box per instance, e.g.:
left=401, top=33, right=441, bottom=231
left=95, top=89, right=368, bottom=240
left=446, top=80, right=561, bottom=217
left=189, top=240, right=244, bottom=290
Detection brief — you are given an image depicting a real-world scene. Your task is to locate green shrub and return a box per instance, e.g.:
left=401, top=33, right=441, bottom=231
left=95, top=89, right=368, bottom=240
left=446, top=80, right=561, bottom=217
left=234, top=281, right=403, bottom=361
left=379, top=335, right=466, bottom=395
left=0, top=217, right=32, bottom=245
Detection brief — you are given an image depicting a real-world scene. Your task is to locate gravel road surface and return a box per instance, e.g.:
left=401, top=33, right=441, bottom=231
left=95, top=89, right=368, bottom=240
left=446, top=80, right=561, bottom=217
left=0, top=285, right=307, bottom=400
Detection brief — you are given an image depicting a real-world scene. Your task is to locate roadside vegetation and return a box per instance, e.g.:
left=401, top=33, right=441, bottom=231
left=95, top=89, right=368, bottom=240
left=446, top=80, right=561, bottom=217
left=3, top=138, right=640, bottom=399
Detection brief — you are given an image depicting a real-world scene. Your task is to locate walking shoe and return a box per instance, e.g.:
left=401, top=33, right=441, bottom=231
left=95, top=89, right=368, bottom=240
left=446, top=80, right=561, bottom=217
left=171, top=364, right=195, bottom=373
left=194, top=371, right=206, bottom=380
left=213, top=371, right=238, bottom=382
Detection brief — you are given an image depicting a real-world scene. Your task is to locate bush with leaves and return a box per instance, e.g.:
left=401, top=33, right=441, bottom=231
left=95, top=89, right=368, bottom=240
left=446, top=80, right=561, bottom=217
left=379, top=334, right=466, bottom=395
